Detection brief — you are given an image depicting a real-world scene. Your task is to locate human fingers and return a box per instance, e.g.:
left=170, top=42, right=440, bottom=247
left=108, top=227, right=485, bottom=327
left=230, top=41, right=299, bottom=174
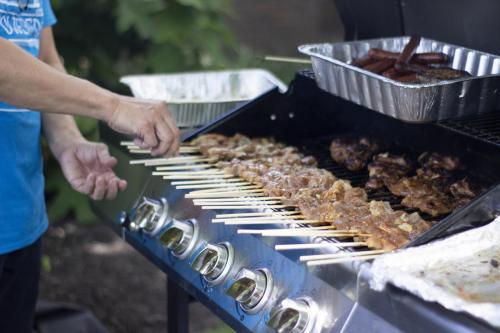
left=96, top=143, right=117, bottom=168
left=151, top=120, right=174, bottom=157
left=105, top=177, right=119, bottom=200
left=118, top=179, right=127, bottom=191
left=72, top=172, right=96, bottom=195
left=91, top=176, right=107, bottom=200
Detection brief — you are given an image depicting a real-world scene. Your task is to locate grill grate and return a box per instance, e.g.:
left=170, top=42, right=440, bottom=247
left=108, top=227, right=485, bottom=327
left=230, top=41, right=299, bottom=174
left=438, top=112, right=500, bottom=147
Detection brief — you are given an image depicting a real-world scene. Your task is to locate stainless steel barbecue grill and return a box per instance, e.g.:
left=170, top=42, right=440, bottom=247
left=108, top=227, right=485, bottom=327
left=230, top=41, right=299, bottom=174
left=92, top=71, right=500, bottom=332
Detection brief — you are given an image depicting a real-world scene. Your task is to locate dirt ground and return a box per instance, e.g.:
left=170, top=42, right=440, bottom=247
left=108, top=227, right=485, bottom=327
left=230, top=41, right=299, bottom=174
left=39, top=221, right=232, bottom=333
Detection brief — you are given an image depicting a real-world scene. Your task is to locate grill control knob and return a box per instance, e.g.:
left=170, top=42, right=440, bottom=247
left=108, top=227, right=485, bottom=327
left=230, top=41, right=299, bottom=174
left=159, top=219, right=197, bottom=258
left=130, top=197, right=169, bottom=236
left=226, top=268, right=272, bottom=312
left=191, top=243, right=234, bottom=284
left=267, top=299, right=312, bottom=333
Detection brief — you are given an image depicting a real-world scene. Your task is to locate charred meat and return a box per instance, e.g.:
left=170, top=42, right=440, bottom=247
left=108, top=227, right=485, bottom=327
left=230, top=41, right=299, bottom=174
left=330, top=137, right=381, bottom=171
left=366, top=153, right=412, bottom=190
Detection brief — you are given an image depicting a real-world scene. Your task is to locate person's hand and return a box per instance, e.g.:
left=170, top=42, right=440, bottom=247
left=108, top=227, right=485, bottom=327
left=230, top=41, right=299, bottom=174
left=58, top=140, right=127, bottom=200
left=107, top=96, right=180, bottom=157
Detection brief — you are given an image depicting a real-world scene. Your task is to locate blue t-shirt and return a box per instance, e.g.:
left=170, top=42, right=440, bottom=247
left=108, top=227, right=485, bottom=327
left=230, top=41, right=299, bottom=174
left=0, top=0, right=57, bottom=254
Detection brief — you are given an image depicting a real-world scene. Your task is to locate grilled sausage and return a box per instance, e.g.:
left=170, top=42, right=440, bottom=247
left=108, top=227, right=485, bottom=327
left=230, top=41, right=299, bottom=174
left=413, top=52, right=449, bottom=64
left=368, top=48, right=400, bottom=60
left=363, top=59, right=396, bottom=74
left=382, top=67, right=403, bottom=79
left=350, top=56, right=377, bottom=68
left=397, top=36, right=421, bottom=65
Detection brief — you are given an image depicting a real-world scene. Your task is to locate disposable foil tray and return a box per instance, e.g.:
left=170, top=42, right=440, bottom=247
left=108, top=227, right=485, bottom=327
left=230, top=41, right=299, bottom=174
left=370, top=217, right=500, bottom=328
left=299, top=37, right=500, bottom=123
left=120, top=69, right=286, bottom=127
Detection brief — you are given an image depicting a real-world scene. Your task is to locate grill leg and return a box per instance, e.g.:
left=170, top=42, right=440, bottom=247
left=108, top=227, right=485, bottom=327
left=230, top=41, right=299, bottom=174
left=167, top=277, right=189, bottom=333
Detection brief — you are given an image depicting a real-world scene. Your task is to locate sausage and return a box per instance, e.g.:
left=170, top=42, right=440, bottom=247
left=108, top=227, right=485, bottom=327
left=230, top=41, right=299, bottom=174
left=368, top=48, right=400, bottom=60
left=413, top=52, right=449, bottom=64
left=363, top=59, right=396, bottom=74
left=350, top=56, right=377, bottom=68
left=382, top=67, right=403, bottom=79
left=367, top=48, right=449, bottom=65
left=396, top=36, right=421, bottom=64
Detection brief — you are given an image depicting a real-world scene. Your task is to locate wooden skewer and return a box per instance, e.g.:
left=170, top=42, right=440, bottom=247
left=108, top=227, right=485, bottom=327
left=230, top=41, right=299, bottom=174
left=164, top=174, right=233, bottom=180
left=299, top=249, right=388, bottom=262
left=120, top=141, right=137, bottom=146
left=128, top=148, right=199, bottom=154
left=186, top=190, right=267, bottom=198
left=265, top=55, right=312, bottom=64
left=238, top=229, right=363, bottom=236
left=153, top=170, right=226, bottom=176
left=215, top=211, right=300, bottom=218
left=275, top=242, right=368, bottom=251
left=130, top=157, right=212, bottom=165
left=194, top=198, right=280, bottom=204
left=156, top=164, right=213, bottom=171
left=306, top=254, right=382, bottom=266
left=187, top=192, right=268, bottom=199
left=129, top=149, right=153, bottom=154
left=147, top=158, right=215, bottom=167
left=176, top=182, right=251, bottom=189
left=172, top=178, right=243, bottom=185
left=188, top=185, right=261, bottom=194
left=202, top=205, right=290, bottom=210
left=212, top=214, right=304, bottom=223
left=196, top=201, right=282, bottom=207
left=224, top=219, right=323, bottom=225
left=193, top=197, right=283, bottom=202
left=212, top=215, right=304, bottom=222
left=260, top=226, right=344, bottom=234
left=121, top=141, right=199, bottom=150
left=237, top=226, right=334, bottom=235
left=260, top=231, right=368, bottom=237
left=130, top=157, right=169, bottom=165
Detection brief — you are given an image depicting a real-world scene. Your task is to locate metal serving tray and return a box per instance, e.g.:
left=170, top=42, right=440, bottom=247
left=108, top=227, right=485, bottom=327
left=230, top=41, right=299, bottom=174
left=299, top=37, right=500, bottom=123
left=120, top=69, right=286, bottom=128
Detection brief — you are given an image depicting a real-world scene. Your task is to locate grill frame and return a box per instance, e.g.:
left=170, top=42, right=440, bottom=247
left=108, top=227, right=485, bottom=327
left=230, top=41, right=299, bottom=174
left=92, top=70, right=500, bottom=333
left=185, top=71, right=500, bottom=248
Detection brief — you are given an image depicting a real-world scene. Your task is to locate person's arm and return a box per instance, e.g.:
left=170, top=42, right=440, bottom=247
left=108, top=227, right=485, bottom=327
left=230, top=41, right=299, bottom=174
left=0, top=36, right=179, bottom=156
left=39, top=27, right=126, bottom=200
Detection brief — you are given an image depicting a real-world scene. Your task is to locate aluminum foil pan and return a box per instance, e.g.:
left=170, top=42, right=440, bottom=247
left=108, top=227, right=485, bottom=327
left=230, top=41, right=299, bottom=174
left=120, top=69, right=286, bottom=128
left=370, top=217, right=500, bottom=328
left=299, top=37, right=500, bottom=123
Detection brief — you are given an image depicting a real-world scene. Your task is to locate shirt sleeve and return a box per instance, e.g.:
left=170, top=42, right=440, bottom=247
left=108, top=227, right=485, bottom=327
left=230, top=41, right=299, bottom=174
left=42, top=0, right=57, bottom=27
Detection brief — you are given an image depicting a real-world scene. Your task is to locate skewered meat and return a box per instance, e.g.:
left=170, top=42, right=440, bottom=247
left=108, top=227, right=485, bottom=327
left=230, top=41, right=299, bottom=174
left=366, top=153, right=412, bottom=190
left=193, top=134, right=433, bottom=251
left=330, top=137, right=381, bottom=171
